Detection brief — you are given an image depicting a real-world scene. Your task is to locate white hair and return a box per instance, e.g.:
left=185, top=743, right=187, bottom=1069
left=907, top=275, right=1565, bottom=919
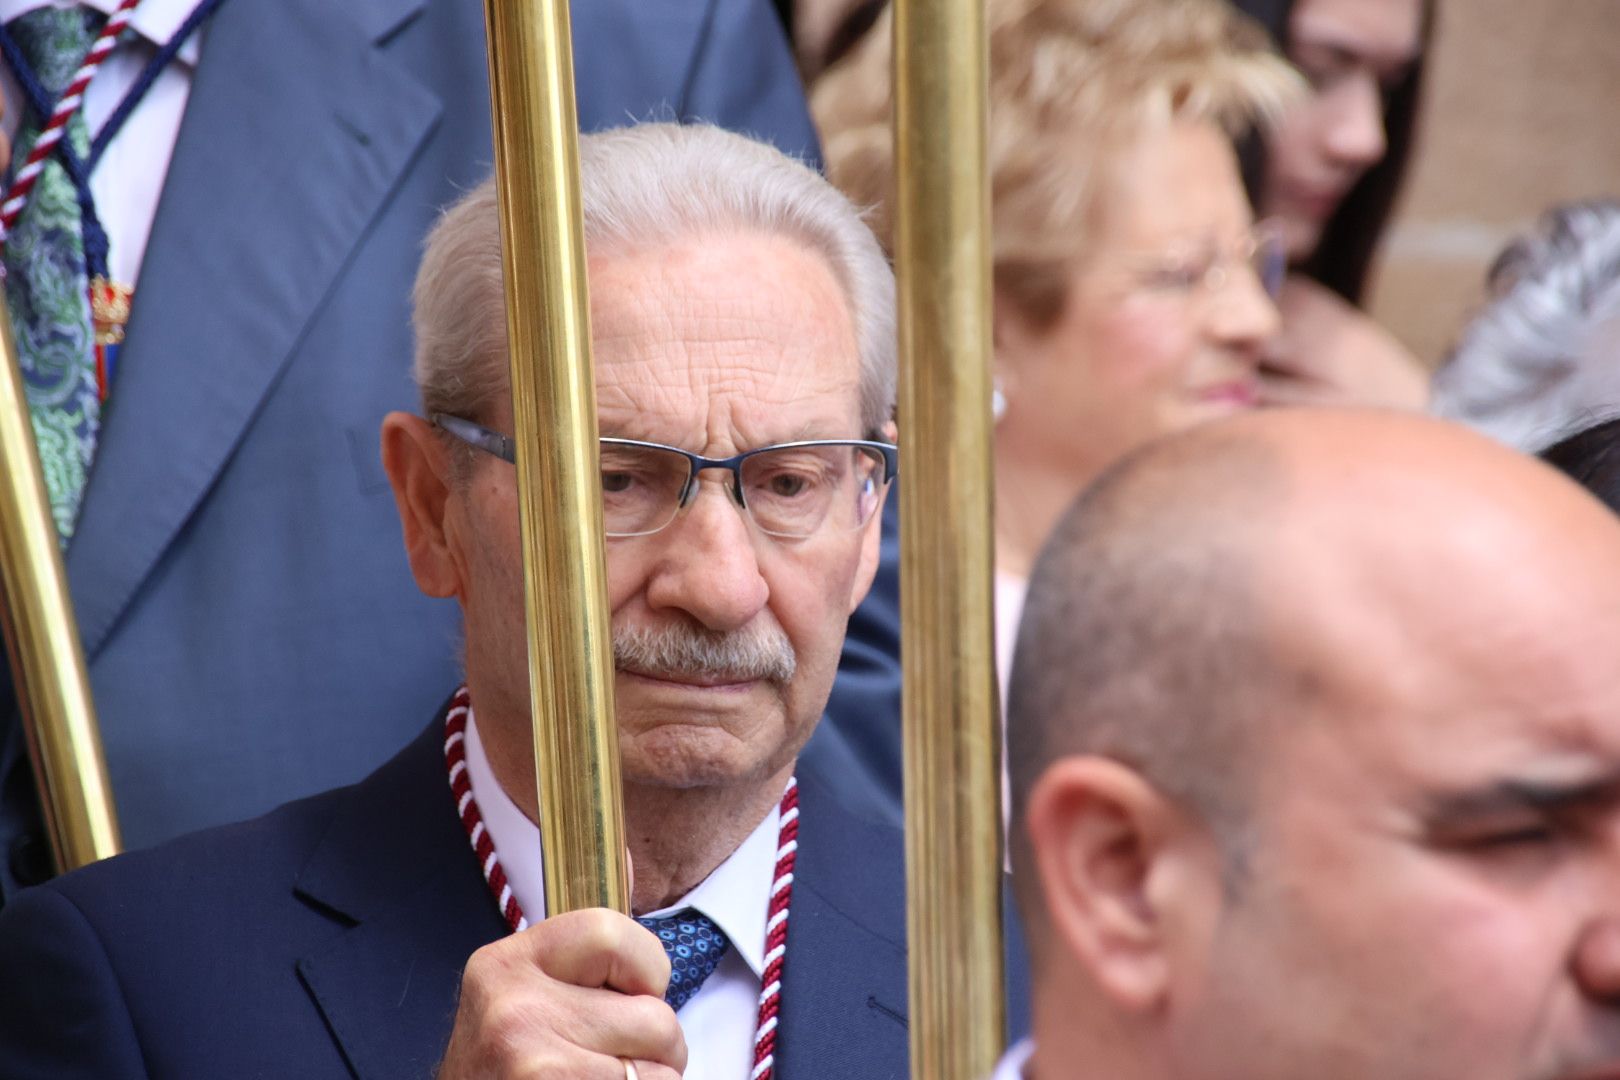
left=1431, top=200, right=1620, bottom=452
left=412, top=123, right=897, bottom=435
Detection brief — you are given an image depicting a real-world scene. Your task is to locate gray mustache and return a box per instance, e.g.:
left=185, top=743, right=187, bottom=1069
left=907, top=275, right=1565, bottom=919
left=613, top=623, right=797, bottom=685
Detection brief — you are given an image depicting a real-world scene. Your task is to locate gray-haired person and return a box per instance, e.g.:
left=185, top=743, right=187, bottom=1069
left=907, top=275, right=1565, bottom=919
left=1432, top=199, right=1620, bottom=451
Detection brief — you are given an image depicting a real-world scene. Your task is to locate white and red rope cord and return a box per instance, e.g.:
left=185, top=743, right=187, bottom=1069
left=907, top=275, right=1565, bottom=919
left=750, top=777, right=797, bottom=1080
left=0, top=0, right=141, bottom=242
left=443, top=690, right=528, bottom=932
left=442, top=685, right=798, bottom=1079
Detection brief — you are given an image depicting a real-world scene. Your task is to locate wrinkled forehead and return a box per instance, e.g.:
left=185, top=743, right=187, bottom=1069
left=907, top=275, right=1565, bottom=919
left=583, top=233, right=864, bottom=449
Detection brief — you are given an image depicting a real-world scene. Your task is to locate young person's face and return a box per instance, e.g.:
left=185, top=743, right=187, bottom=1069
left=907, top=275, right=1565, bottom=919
left=1260, top=0, right=1423, bottom=260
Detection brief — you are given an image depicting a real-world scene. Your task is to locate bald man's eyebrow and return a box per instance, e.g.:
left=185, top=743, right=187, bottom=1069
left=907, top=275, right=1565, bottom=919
left=1422, top=769, right=1620, bottom=829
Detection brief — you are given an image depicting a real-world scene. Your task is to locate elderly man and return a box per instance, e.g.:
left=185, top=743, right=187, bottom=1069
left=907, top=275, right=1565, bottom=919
left=0, top=123, right=1016, bottom=1078
left=996, top=408, right=1620, bottom=1080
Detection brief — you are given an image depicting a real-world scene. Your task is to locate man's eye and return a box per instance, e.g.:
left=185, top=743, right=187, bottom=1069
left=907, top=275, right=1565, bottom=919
left=602, top=471, right=636, bottom=494
left=1465, top=824, right=1559, bottom=850
left=763, top=472, right=813, bottom=498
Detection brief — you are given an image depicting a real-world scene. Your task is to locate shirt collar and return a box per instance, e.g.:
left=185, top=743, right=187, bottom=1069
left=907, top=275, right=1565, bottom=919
left=463, top=707, right=780, bottom=979
left=0, top=0, right=205, bottom=67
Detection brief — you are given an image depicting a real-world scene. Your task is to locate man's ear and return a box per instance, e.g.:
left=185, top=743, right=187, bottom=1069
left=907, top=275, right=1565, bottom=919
left=380, top=412, right=463, bottom=600
left=1023, top=756, right=1206, bottom=1013
left=847, top=419, right=898, bottom=615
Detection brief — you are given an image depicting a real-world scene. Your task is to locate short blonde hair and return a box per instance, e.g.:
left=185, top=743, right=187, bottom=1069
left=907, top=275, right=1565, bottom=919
left=812, top=0, right=1299, bottom=326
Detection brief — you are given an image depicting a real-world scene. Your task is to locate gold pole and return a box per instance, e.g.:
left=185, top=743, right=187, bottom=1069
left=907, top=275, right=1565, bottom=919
left=893, top=0, right=1006, bottom=1076
left=481, top=0, right=628, bottom=914
left=0, top=298, right=121, bottom=872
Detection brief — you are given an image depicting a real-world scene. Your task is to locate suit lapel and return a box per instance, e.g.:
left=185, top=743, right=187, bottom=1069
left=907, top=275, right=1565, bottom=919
left=65, top=0, right=438, bottom=657
left=292, top=734, right=926, bottom=1077
left=776, top=773, right=912, bottom=1078
left=293, top=715, right=508, bottom=1079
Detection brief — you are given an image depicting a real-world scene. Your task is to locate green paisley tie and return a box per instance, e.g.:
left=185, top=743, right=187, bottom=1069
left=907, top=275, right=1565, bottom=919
left=4, top=6, right=103, bottom=544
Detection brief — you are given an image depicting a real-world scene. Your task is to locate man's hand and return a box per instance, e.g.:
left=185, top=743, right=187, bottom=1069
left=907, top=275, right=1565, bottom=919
left=437, top=908, right=686, bottom=1079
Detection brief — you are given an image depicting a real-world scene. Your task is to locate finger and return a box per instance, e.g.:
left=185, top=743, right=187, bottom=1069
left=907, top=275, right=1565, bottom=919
left=547, top=983, right=687, bottom=1070
left=528, top=909, right=671, bottom=998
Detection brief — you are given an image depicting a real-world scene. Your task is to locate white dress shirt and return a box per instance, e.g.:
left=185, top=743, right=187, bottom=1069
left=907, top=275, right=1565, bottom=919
left=465, top=712, right=778, bottom=1080
left=0, top=0, right=201, bottom=288
left=994, top=568, right=1027, bottom=703
left=991, top=1037, right=1035, bottom=1080
left=995, top=568, right=1027, bottom=843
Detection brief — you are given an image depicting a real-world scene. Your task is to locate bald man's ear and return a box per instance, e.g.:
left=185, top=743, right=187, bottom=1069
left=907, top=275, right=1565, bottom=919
left=847, top=419, right=898, bottom=615
left=1023, top=757, right=1211, bottom=1013
left=381, top=412, right=463, bottom=600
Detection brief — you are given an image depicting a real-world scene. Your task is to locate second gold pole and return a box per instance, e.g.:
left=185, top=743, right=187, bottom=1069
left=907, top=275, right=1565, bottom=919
left=893, top=0, right=1007, bottom=1075
left=482, top=0, right=627, bottom=915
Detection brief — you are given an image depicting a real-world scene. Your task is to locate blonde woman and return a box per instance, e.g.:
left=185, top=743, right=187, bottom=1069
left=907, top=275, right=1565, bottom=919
left=814, top=0, right=1301, bottom=687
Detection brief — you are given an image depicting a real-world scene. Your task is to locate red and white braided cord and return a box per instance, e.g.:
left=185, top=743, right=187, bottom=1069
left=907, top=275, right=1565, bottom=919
left=442, top=685, right=798, bottom=1078
left=444, top=690, right=528, bottom=932
left=751, top=776, right=797, bottom=1080
left=0, top=0, right=142, bottom=242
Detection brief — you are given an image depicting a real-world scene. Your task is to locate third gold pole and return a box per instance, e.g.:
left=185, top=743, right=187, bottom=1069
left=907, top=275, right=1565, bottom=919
left=893, top=0, right=1006, bottom=1075
left=482, top=0, right=627, bottom=914
left=0, top=296, right=121, bottom=873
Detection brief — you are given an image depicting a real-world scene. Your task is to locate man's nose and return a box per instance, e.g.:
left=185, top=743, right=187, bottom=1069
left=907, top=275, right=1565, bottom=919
left=1323, top=74, right=1387, bottom=171
left=1574, top=838, right=1620, bottom=1003
left=1574, top=919, right=1620, bottom=1003
left=642, top=476, right=770, bottom=631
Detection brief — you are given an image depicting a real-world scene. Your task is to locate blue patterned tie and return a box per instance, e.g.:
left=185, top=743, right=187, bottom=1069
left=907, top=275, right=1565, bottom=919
left=637, top=909, right=731, bottom=1011
left=4, top=6, right=105, bottom=543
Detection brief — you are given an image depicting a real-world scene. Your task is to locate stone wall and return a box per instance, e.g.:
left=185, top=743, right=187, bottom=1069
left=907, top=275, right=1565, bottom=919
left=1368, top=0, right=1620, bottom=367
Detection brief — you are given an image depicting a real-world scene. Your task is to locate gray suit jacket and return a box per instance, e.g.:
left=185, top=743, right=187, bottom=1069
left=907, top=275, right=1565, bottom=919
left=0, top=0, right=836, bottom=895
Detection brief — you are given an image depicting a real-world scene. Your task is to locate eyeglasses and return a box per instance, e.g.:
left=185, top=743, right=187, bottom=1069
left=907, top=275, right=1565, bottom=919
left=432, top=413, right=898, bottom=540
left=1117, top=221, right=1288, bottom=302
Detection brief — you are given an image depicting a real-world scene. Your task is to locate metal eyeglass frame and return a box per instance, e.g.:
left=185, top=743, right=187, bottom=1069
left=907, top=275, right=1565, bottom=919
left=430, top=413, right=899, bottom=537
left=1120, top=218, right=1289, bottom=300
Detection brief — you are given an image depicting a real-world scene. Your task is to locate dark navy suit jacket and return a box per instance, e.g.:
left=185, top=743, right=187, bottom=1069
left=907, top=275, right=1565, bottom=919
left=0, top=0, right=913, bottom=896
left=0, top=705, right=1024, bottom=1078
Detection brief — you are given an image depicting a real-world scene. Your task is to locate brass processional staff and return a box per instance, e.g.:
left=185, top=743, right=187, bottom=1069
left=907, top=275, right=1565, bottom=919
left=481, top=0, right=628, bottom=915
left=893, top=0, right=1007, bottom=1076
left=0, top=298, right=121, bottom=873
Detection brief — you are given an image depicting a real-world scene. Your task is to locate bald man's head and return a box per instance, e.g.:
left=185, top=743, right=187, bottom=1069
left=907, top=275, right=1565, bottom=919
left=1011, top=406, right=1620, bottom=847
left=1006, top=428, right=1283, bottom=871
left=1008, top=408, right=1620, bottom=1080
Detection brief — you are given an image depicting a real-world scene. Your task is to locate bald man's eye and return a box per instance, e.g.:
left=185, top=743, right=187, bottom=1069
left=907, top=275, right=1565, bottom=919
left=1464, top=824, right=1559, bottom=850
left=1427, top=814, right=1564, bottom=857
